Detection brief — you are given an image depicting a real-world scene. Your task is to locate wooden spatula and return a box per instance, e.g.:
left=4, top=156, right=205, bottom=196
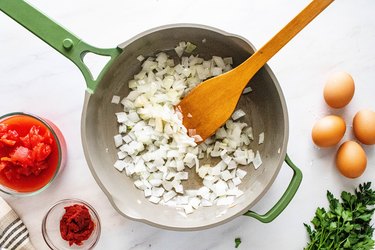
left=178, top=0, right=334, bottom=142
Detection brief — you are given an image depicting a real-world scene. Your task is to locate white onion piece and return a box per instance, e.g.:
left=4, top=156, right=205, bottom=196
left=245, top=127, right=254, bottom=140
left=111, top=95, right=121, bottom=104
left=174, top=46, right=184, bottom=57
left=259, top=132, right=265, bottom=144
left=113, top=134, right=123, bottom=148
left=137, top=55, right=145, bottom=62
left=232, top=177, right=242, bottom=186
left=236, top=168, right=247, bottom=179
left=211, top=67, right=222, bottom=76
left=231, top=109, right=246, bottom=121
left=212, top=56, right=225, bottom=68
left=243, top=86, right=252, bottom=94
left=221, top=170, right=233, bottom=181
left=253, top=150, right=263, bottom=169
left=113, top=160, right=126, bottom=171
left=115, top=112, right=127, bottom=123
left=163, top=191, right=177, bottom=202
left=117, top=151, right=127, bottom=160
left=149, top=196, right=161, bottom=204
left=185, top=42, right=197, bottom=53
left=134, top=180, right=146, bottom=190
left=189, top=197, right=201, bottom=209
left=183, top=205, right=194, bottom=214
left=144, top=189, right=152, bottom=197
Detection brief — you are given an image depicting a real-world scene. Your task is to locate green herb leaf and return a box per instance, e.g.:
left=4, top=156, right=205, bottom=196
left=304, top=182, right=375, bottom=250
left=234, top=237, right=241, bottom=248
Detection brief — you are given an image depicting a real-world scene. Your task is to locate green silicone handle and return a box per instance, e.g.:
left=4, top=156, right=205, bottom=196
left=0, top=0, right=122, bottom=93
left=243, top=154, right=303, bottom=223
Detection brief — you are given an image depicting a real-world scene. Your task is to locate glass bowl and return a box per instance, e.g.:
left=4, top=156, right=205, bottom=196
left=0, top=112, right=67, bottom=196
left=42, top=199, right=101, bottom=250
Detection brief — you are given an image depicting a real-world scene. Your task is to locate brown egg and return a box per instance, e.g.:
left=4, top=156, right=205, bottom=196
left=353, top=109, right=375, bottom=145
left=324, top=72, right=355, bottom=108
left=336, top=141, right=367, bottom=178
left=312, top=115, right=346, bottom=147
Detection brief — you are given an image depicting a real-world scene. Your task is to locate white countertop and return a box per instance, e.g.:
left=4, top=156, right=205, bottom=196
left=1, top=0, right=375, bottom=249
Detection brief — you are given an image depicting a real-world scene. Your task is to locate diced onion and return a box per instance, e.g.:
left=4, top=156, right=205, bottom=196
left=231, top=109, right=246, bottom=121
left=253, top=150, right=263, bottom=169
left=114, top=160, right=126, bottom=171
left=259, top=132, right=265, bottom=144
left=137, top=55, right=145, bottom=62
left=185, top=42, right=197, bottom=53
left=113, top=134, right=123, bottom=148
left=111, top=95, right=121, bottom=104
left=243, top=86, right=252, bottom=94
left=112, top=42, right=264, bottom=215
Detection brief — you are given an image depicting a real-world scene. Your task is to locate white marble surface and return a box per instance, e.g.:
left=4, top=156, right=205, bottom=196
left=1, top=0, right=375, bottom=249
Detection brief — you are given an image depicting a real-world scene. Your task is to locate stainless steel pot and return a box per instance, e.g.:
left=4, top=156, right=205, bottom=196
left=0, top=0, right=302, bottom=231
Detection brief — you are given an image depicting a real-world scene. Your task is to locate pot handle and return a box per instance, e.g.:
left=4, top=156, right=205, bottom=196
left=0, top=0, right=122, bottom=93
left=243, top=154, right=302, bottom=223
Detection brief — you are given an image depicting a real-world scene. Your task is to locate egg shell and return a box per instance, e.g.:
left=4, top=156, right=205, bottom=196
left=336, top=141, right=367, bottom=178
left=311, top=115, right=346, bottom=147
left=323, top=72, right=355, bottom=108
left=353, top=109, right=375, bottom=145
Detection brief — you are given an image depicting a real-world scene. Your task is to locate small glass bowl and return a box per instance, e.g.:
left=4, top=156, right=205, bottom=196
left=0, top=112, right=67, bottom=196
left=42, top=199, right=101, bottom=250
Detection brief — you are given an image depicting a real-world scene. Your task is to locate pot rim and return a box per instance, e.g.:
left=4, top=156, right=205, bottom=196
left=81, top=23, right=289, bottom=231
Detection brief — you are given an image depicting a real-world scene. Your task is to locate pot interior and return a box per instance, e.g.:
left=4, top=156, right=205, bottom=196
left=81, top=25, right=288, bottom=230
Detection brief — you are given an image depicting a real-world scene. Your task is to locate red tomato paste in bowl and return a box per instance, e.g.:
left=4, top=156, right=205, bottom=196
left=60, top=204, right=95, bottom=246
left=0, top=113, right=66, bottom=194
left=42, top=199, right=101, bottom=249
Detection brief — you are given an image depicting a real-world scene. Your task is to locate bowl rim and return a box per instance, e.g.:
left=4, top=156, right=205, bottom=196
left=41, top=198, right=101, bottom=250
left=0, top=112, right=65, bottom=196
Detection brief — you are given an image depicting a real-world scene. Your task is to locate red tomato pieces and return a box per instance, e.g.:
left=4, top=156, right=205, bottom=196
left=0, top=124, right=19, bottom=147
left=0, top=125, right=53, bottom=180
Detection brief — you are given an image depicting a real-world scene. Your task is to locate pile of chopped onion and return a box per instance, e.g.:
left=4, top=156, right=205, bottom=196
left=112, top=42, right=263, bottom=214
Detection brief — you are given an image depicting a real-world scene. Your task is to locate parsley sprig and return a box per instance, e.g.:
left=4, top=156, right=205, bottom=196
left=304, top=182, right=375, bottom=250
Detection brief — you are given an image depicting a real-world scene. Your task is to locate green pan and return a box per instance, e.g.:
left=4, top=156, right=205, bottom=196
left=0, top=0, right=302, bottom=230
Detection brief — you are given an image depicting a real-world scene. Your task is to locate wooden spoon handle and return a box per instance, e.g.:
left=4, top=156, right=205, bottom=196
left=239, top=0, right=334, bottom=78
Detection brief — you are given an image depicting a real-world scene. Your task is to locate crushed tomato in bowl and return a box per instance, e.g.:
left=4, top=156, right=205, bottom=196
left=0, top=114, right=61, bottom=193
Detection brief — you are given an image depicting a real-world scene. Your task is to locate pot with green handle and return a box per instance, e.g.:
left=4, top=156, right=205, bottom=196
left=0, top=0, right=302, bottom=230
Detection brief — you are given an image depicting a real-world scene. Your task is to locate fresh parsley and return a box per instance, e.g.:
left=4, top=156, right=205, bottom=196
left=304, top=182, right=375, bottom=250
left=235, top=237, right=241, bottom=248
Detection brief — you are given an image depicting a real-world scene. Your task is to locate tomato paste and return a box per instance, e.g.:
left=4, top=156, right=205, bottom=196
left=60, top=204, right=95, bottom=246
left=0, top=115, right=59, bottom=192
